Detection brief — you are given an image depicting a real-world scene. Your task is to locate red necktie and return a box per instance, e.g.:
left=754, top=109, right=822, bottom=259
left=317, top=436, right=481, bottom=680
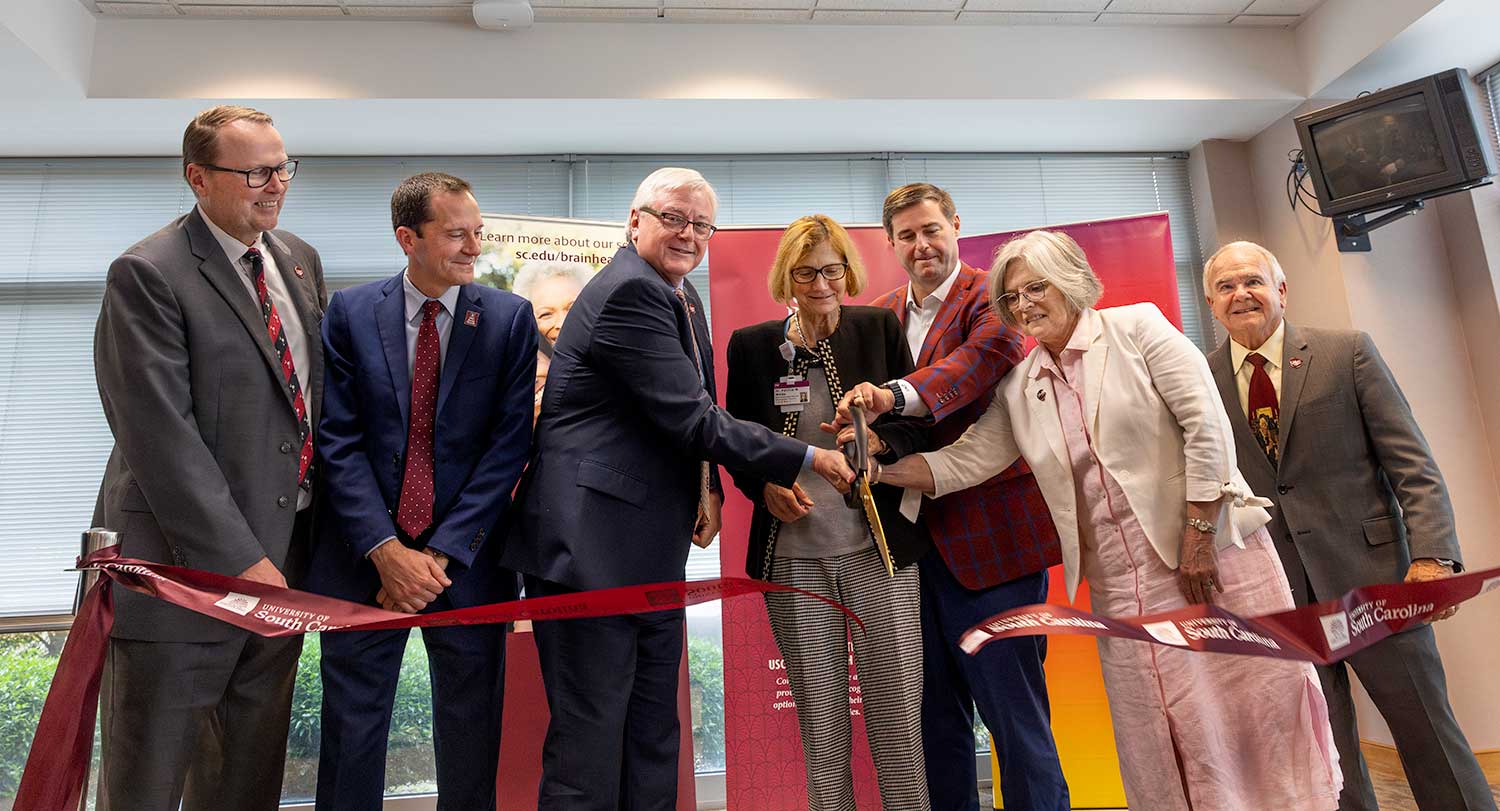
left=1247, top=352, right=1280, bottom=467
left=674, top=288, right=712, bottom=515
left=245, top=248, right=313, bottom=490
left=397, top=300, right=442, bottom=539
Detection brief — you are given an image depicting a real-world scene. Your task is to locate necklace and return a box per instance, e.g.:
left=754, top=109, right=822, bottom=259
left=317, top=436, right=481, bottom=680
left=792, top=307, right=838, bottom=348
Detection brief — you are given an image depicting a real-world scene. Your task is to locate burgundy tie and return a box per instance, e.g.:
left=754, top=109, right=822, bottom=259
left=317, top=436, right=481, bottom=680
left=674, top=288, right=712, bottom=515
left=397, top=300, right=443, bottom=539
left=245, top=248, right=313, bottom=490
left=1247, top=352, right=1280, bottom=467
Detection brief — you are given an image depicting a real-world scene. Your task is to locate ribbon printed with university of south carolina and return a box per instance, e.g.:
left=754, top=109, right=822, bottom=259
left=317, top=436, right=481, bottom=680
left=12, top=545, right=863, bottom=811
left=960, top=566, right=1500, bottom=664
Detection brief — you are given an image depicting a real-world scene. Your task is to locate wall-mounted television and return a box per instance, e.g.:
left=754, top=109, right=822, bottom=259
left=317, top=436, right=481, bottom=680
left=1295, top=68, right=1496, bottom=217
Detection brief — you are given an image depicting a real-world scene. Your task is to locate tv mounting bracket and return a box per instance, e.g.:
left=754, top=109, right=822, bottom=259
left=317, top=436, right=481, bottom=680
left=1332, top=201, right=1426, bottom=253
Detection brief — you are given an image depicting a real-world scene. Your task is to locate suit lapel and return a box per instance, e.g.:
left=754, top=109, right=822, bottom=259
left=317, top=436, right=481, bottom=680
left=1082, top=322, right=1108, bottom=435
left=918, top=265, right=971, bottom=367
left=1025, top=355, right=1069, bottom=473
left=437, top=285, right=481, bottom=418
left=1210, top=341, right=1276, bottom=479
left=684, top=281, right=715, bottom=398
left=1278, top=324, right=1312, bottom=451
left=376, top=275, right=411, bottom=429
left=187, top=210, right=286, bottom=403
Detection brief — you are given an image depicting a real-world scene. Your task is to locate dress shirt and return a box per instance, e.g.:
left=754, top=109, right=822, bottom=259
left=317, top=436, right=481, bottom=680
left=891, top=264, right=962, bottom=418
left=201, top=206, right=313, bottom=511
left=1228, top=319, right=1287, bottom=418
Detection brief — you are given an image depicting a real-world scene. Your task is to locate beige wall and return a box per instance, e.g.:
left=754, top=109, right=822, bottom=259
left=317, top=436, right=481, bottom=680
left=1190, top=111, right=1500, bottom=748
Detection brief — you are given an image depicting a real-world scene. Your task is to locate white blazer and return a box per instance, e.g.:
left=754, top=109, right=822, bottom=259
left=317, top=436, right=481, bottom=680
left=920, top=303, right=1270, bottom=601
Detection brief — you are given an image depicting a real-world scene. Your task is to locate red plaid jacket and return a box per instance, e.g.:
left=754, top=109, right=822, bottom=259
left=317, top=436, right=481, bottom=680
left=873, top=264, right=1062, bottom=590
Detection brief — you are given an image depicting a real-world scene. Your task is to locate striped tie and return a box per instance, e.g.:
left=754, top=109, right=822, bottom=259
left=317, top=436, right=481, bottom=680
left=245, top=247, right=313, bottom=490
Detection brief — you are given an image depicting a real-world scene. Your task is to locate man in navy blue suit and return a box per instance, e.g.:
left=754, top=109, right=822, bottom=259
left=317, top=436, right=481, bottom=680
left=308, top=172, right=536, bottom=810
left=502, top=168, right=856, bottom=810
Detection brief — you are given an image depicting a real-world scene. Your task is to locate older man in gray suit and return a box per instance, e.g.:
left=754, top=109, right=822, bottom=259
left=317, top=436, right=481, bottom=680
left=1203, top=241, right=1494, bottom=811
left=92, top=105, right=325, bottom=810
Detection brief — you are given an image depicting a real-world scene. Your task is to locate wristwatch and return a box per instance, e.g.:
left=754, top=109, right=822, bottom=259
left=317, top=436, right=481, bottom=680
left=1184, top=517, right=1217, bottom=534
left=882, top=381, right=906, bottom=414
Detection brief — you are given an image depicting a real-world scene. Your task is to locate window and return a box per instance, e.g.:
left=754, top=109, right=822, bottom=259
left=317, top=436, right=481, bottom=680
left=0, top=152, right=1206, bottom=802
left=1479, top=63, right=1500, bottom=155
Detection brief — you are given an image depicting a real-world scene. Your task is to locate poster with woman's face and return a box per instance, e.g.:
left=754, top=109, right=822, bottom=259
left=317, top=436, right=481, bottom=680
left=475, top=214, right=625, bottom=423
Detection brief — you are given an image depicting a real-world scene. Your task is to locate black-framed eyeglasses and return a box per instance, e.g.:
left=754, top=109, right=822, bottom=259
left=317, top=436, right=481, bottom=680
left=639, top=206, right=717, bottom=239
left=198, top=159, right=299, bottom=189
left=997, top=279, right=1051, bottom=310
left=789, top=262, right=849, bottom=284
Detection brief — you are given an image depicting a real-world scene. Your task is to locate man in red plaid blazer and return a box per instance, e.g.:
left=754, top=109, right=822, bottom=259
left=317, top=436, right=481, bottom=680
left=838, top=184, right=1068, bottom=811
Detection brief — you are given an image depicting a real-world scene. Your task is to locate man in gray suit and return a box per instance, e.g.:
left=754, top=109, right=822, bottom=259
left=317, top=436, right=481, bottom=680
left=1203, top=241, right=1494, bottom=811
left=92, top=105, right=326, bottom=809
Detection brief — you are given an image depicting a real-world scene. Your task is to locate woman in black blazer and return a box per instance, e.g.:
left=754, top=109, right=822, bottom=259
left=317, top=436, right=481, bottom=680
left=725, top=215, right=931, bottom=811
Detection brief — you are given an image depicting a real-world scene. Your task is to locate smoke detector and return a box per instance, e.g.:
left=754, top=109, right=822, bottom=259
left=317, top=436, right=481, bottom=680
left=473, top=0, right=534, bottom=30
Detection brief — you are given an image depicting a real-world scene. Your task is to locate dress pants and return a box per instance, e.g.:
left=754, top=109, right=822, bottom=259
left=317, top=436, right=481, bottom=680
left=1283, top=558, right=1496, bottom=811
left=920, top=552, right=1070, bottom=811
left=527, top=575, right=684, bottom=811
left=97, top=632, right=302, bottom=811
left=316, top=591, right=508, bottom=811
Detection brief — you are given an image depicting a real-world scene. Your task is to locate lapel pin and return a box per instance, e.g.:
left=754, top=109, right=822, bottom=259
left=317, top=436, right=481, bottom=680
left=464, top=310, right=480, bottom=327
left=1289, top=357, right=1303, bottom=368
left=293, top=265, right=305, bottom=278
left=1037, top=389, right=1046, bottom=401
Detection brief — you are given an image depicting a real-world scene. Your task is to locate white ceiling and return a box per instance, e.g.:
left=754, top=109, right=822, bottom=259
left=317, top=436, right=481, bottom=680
left=76, top=0, right=1325, bottom=27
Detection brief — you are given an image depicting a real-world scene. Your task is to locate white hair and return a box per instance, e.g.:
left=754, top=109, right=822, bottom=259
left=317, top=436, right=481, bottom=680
left=626, top=167, right=719, bottom=239
left=1201, top=240, right=1287, bottom=299
left=513, top=262, right=595, bottom=301
left=988, top=230, right=1103, bottom=328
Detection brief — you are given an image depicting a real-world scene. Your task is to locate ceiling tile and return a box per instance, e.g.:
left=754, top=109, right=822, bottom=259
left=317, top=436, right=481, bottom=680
left=664, top=7, right=810, bottom=20
left=815, top=0, right=960, bottom=9
left=177, top=4, right=346, bottom=14
left=812, top=9, right=954, bottom=23
left=663, top=0, right=809, bottom=8
left=533, top=0, right=658, bottom=6
left=957, top=11, right=1097, bottom=24
left=183, top=0, right=339, bottom=5
left=1096, top=12, right=1235, bottom=25
left=963, top=0, right=1107, bottom=10
left=95, top=2, right=181, bottom=15
left=345, top=6, right=472, bottom=17
left=1230, top=14, right=1299, bottom=26
left=532, top=6, right=659, bottom=19
left=1242, top=0, right=1321, bottom=13
left=1103, top=0, right=1246, bottom=12
left=351, top=0, right=470, bottom=6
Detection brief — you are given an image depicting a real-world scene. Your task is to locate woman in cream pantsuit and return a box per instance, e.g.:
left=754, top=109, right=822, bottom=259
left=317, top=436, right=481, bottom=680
left=873, top=230, right=1341, bottom=811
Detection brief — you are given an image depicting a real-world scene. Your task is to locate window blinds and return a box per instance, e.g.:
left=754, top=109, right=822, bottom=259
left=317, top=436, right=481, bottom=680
left=0, top=152, right=1205, bottom=614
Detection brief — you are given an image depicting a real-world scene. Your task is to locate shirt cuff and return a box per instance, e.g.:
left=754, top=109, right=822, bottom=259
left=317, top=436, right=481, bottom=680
left=895, top=379, right=929, bottom=417
left=802, top=445, right=817, bottom=471
left=367, top=536, right=398, bottom=557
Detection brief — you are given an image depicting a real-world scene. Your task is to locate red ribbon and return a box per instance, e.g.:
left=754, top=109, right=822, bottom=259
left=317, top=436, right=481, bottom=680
left=14, top=545, right=862, bottom=811
left=961, top=565, right=1500, bottom=664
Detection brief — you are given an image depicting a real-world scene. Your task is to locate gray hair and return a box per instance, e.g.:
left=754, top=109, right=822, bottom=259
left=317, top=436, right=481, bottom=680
left=988, top=230, right=1103, bottom=327
left=513, top=262, right=595, bottom=301
left=1201, top=240, right=1287, bottom=299
left=626, top=167, right=719, bottom=239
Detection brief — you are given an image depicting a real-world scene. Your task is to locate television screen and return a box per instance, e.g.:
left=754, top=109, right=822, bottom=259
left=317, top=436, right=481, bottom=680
left=1308, top=94, right=1449, bottom=201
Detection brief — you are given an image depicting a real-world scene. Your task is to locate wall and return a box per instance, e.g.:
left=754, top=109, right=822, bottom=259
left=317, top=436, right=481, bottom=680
left=1190, top=107, right=1500, bottom=748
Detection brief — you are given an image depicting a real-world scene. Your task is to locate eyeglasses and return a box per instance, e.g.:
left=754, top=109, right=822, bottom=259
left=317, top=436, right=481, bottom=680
left=997, top=279, right=1051, bottom=310
left=198, top=159, right=299, bottom=189
left=789, top=262, right=849, bottom=284
left=639, top=206, right=717, bottom=240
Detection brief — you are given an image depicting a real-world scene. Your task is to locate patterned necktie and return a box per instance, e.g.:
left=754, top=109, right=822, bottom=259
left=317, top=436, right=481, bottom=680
left=674, top=288, right=712, bottom=516
left=1247, top=352, right=1280, bottom=467
left=396, top=300, right=443, bottom=540
left=245, top=247, right=313, bottom=490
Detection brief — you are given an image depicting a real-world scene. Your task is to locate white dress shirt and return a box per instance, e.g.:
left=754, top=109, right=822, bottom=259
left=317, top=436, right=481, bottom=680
left=1228, top=319, right=1286, bottom=418
left=200, top=206, right=313, bottom=510
left=891, top=263, right=962, bottom=418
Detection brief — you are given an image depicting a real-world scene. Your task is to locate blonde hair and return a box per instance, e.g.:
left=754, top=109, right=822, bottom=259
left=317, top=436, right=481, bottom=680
left=988, top=230, right=1103, bottom=327
left=767, top=215, right=867, bottom=304
left=1201, top=240, right=1287, bottom=298
left=182, top=105, right=274, bottom=182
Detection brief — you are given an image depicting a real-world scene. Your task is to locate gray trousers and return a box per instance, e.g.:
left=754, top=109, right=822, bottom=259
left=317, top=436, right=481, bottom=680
left=97, top=632, right=302, bottom=811
left=765, top=546, right=929, bottom=811
left=1293, top=563, right=1496, bottom=811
